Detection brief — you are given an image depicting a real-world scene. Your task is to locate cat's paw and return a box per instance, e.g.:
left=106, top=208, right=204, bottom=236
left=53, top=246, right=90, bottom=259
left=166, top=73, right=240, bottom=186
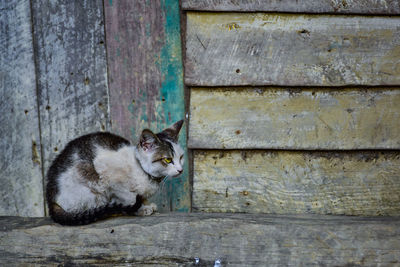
left=136, top=203, right=157, bottom=216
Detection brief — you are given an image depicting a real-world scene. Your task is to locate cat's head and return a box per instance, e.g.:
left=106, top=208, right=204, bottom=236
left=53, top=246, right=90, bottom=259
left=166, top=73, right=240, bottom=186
left=136, top=120, right=184, bottom=180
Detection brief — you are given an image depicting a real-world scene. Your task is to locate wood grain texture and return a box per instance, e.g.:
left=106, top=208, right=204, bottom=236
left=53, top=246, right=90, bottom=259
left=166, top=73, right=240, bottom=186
left=1, top=214, right=399, bottom=266
left=0, top=0, right=44, bottom=216
left=189, top=87, right=400, bottom=150
left=182, top=0, right=400, bottom=14
left=105, top=0, right=189, bottom=212
left=193, top=151, right=400, bottom=216
left=31, top=0, right=110, bottom=179
left=185, top=12, right=400, bottom=86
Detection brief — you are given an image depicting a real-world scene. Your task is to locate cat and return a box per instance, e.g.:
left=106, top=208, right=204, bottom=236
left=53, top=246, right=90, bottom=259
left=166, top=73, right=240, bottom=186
left=46, top=120, right=184, bottom=225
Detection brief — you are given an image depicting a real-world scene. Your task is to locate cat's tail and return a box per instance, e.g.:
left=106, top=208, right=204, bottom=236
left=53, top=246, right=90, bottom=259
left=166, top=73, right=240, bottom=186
left=48, top=195, right=143, bottom=226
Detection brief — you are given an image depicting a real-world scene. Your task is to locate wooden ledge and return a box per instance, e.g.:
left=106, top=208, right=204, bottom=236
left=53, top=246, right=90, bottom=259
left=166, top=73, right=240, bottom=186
left=1, top=213, right=399, bottom=266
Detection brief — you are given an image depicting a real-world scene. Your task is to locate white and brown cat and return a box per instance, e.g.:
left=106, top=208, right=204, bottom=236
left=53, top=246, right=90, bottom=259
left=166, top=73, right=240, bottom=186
left=46, top=120, right=184, bottom=225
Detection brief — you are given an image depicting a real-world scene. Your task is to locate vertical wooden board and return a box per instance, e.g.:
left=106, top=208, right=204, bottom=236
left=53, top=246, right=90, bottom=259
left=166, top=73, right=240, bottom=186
left=182, top=0, right=400, bottom=14
left=189, top=87, right=400, bottom=149
left=185, top=13, right=400, bottom=86
left=193, top=151, right=400, bottom=216
left=105, top=0, right=189, bottom=212
left=31, top=1, right=110, bottom=179
left=0, top=0, right=44, bottom=216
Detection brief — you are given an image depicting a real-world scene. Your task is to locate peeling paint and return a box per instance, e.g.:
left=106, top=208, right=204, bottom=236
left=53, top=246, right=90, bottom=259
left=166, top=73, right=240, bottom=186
left=105, top=0, right=189, bottom=212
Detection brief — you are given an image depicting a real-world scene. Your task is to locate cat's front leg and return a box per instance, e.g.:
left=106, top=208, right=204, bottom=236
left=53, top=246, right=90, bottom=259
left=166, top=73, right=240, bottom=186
left=135, top=199, right=157, bottom=216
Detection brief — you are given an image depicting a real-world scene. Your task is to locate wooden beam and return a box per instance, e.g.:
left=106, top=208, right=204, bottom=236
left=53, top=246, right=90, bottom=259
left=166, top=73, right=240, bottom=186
left=189, top=87, right=400, bottom=150
left=0, top=0, right=44, bottom=216
left=182, top=0, right=400, bottom=14
left=31, top=1, right=110, bottom=178
left=104, top=0, right=190, bottom=212
left=193, top=150, right=400, bottom=216
left=185, top=12, right=400, bottom=86
left=1, top=214, right=399, bottom=265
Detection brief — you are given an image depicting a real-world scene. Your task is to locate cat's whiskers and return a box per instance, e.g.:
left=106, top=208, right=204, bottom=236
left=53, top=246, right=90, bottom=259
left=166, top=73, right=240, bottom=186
left=159, top=175, right=170, bottom=193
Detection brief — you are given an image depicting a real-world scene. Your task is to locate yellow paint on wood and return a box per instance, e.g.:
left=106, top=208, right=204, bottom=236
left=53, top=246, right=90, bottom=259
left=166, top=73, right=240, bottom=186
left=193, top=150, right=400, bottom=216
left=189, top=87, right=400, bottom=149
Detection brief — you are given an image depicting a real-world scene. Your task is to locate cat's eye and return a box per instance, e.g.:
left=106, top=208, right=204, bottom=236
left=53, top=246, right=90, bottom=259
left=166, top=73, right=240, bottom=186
left=163, top=158, right=173, bottom=164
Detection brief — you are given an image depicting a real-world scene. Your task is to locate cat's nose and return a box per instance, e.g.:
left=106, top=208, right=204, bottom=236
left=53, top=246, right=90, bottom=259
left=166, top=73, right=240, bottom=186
left=177, top=169, right=183, bottom=174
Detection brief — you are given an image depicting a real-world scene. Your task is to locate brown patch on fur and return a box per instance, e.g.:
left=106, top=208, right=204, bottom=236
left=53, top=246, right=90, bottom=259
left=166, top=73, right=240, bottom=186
left=77, top=162, right=99, bottom=182
left=153, top=145, right=174, bottom=167
left=156, top=120, right=183, bottom=143
left=50, top=202, right=66, bottom=217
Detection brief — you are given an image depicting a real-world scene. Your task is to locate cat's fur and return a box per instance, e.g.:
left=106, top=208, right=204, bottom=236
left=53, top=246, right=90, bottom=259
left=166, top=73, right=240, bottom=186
left=46, top=120, right=184, bottom=225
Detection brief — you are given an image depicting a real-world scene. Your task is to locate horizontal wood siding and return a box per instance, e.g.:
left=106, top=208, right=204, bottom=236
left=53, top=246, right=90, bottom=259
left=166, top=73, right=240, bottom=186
left=189, top=87, right=400, bottom=150
left=31, top=1, right=110, bottom=179
left=185, top=12, right=400, bottom=86
left=1, top=214, right=400, bottom=266
left=0, top=0, right=44, bottom=216
left=193, top=151, right=400, bottom=216
left=182, top=0, right=400, bottom=14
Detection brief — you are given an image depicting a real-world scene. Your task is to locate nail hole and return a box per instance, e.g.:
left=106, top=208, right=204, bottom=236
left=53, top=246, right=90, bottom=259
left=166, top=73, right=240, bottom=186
left=45, top=105, right=51, bottom=110
left=236, top=69, right=240, bottom=73
left=298, top=29, right=310, bottom=35
left=24, top=110, right=29, bottom=114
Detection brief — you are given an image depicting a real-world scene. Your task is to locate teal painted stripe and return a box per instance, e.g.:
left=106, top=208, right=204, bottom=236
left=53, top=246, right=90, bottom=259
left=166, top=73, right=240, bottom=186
left=156, top=0, right=189, bottom=212
left=159, top=0, right=184, bottom=127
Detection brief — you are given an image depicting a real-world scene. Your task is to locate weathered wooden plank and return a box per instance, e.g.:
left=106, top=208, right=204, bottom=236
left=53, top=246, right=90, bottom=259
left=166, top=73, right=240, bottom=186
left=0, top=0, right=44, bottom=216
left=182, top=0, right=400, bottom=14
left=1, top=214, right=399, bottom=266
left=31, top=1, right=110, bottom=187
left=189, top=87, right=400, bottom=150
left=193, top=151, right=400, bottom=216
left=104, top=0, right=189, bottom=212
left=185, top=13, right=400, bottom=86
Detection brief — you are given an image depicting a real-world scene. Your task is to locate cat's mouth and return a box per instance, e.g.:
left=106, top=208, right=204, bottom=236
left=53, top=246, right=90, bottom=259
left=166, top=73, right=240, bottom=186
left=173, top=170, right=184, bottom=177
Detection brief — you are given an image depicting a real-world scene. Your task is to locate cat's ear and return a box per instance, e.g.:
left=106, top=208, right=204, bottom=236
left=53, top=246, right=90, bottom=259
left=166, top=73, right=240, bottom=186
left=157, top=120, right=184, bottom=143
left=139, top=129, right=160, bottom=151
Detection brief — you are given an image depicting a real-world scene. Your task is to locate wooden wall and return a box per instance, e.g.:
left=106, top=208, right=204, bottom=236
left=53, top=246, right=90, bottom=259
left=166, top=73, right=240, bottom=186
left=2, top=0, right=399, bottom=218
left=0, top=0, right=44, bottom=217
left=183, top=1, right=400, bottom=215
left=0, top=0, right=188, bottom=216
left=104, top=0, right=189, bottom=212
